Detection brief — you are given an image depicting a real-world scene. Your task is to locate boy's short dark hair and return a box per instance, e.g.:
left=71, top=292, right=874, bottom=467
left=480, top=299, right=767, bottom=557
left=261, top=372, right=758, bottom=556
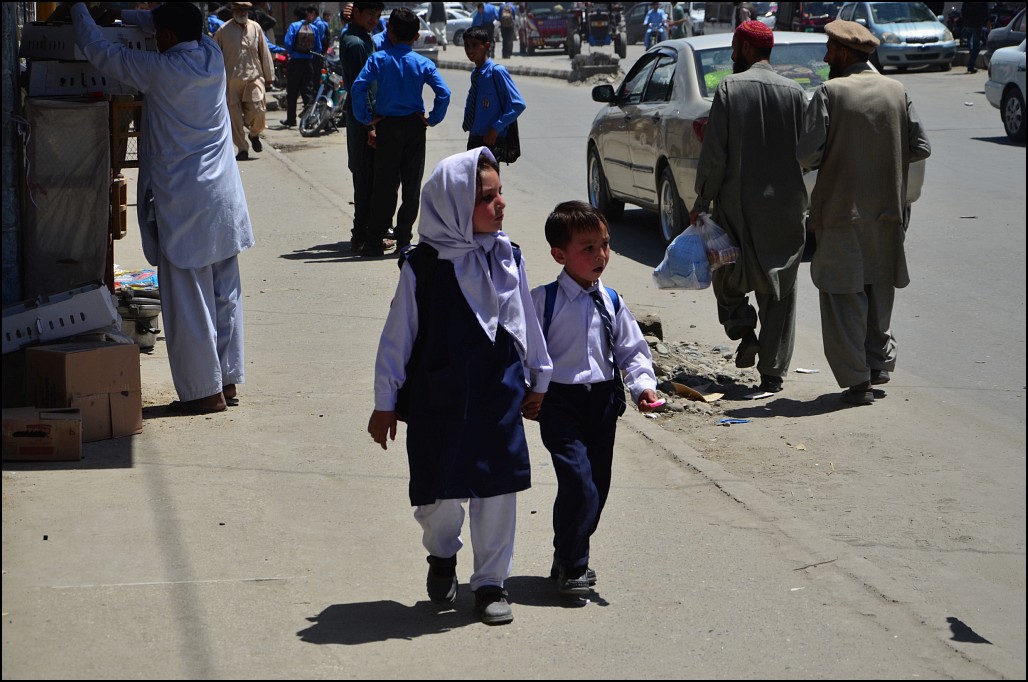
left=544, top=201, right=609, bottom=249
left=293, top=7, right=306, bottom=20
left=464, top=26, right=492, bottom=45
left=153, top=2, right=203, bottom=43
left=388, top=7, right=421, bottom=42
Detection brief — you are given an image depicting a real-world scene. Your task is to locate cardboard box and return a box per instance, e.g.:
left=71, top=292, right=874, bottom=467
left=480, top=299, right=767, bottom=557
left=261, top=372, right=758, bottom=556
left=27, top=60, right=137, bottom=97
left=25, top=341, right=142, bottom=442
left=2, top=407, right=82, bottom=461
left=3, top=282, right=119, bottom=355
left=19, top=23, right=157, bottom=61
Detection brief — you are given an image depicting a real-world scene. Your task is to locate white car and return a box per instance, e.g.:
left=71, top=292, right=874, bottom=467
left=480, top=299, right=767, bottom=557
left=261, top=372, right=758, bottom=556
left=416, top=7, right=474, bottom=46
left=984, top=40, right=1026, bottom=143
left=688, top=2, right=706, bottom=35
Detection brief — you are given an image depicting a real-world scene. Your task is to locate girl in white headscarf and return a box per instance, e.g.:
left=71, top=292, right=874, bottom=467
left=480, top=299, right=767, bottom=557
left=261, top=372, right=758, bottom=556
left=368, top=147, right=551, bottom=626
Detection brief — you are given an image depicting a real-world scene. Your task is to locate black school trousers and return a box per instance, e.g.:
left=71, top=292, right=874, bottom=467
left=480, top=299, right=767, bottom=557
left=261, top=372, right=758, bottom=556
left=368, top=114, right=426, bottom=247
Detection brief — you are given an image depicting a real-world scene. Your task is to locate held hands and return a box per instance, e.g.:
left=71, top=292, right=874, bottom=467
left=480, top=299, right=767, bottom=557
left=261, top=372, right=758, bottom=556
left=367, top=410, right=397, bottom=450
left=637, top=389, right=665, bottom=413
left=520, top=391, right=544, bottom=421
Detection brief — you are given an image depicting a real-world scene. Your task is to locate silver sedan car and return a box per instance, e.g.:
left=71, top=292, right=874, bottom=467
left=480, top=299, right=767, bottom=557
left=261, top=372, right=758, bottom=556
left=587, top=32, right=925, bottom=242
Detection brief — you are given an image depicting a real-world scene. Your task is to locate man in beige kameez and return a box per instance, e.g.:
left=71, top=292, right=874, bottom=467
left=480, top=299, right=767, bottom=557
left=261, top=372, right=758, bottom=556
left=692, top=20, right=808, bottom=395
left=215, top=2, right=275, bottom=161
left=797, top=20, right=931, bottom=406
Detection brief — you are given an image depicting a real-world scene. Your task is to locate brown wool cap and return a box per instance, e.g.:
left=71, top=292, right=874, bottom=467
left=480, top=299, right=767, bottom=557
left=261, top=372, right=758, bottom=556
left=824, top=19, right=880, bottom=54
left=231, top=2, right=254, bottom=8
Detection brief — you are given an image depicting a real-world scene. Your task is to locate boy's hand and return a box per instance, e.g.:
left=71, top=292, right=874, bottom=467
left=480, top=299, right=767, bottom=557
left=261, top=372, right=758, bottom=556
left=637, top=389, right=665, bottom=413
left=520, top=391, right=544, bottom=421
left=483, top=128, right=499, bottom=146
left=368, top=410, right=397, bottom=450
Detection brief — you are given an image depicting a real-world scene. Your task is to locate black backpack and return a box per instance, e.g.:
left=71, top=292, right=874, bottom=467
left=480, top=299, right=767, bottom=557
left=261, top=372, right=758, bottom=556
left=295, top=21, right=316, bottom=53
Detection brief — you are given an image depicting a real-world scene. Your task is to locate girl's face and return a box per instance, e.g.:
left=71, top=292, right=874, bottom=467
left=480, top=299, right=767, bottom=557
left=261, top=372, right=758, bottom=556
left=472, top=167, right=505, bottom=233
left=552, top=225, right=611, bottom=288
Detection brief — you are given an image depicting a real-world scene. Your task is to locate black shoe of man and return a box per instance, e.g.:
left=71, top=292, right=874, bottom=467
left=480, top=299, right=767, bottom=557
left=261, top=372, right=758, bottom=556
left=249, top=135, right=262, bottom=153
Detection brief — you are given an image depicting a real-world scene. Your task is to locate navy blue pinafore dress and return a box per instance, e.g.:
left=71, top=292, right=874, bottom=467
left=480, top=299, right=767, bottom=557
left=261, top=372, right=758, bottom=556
left=399, top=245, right=531, bottom=507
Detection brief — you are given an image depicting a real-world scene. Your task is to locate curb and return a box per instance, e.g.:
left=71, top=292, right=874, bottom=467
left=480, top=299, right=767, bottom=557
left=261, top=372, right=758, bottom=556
left=437, top=57, right=576, bottom=82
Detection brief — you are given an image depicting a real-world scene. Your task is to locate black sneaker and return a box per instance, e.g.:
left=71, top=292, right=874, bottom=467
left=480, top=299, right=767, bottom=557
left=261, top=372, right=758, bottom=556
left=279, top=119, right=296, bottom=128
left=426, top=555, right=458, bottom=605
left=549, top=559, right=596, bottom=586
left=249, top=135, right=263, bottom=153
left=735, top=331, right=759, bottom=369
left=474, top=586, right=513, bottom=625
left=870, top=369, right=891, bottom=385
left=235, top=150, right=249, bottom=161
left=842, top=381, right=874, bottom=406
left=556, top=565, right=592, bottom=595
left=758, top=374, right=783, bottom=393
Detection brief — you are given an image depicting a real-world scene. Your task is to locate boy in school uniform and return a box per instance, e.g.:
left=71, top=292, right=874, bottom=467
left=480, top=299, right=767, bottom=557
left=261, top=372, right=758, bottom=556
left=531, top=201, right=663, bottom=595
left=349, top=7, right=451, bottom=257
left=461, top=26, right=525, bottom=156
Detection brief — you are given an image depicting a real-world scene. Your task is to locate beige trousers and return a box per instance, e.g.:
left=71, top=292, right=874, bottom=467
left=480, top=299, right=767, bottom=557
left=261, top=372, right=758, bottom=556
left=227, top=77, right=267, bottom=153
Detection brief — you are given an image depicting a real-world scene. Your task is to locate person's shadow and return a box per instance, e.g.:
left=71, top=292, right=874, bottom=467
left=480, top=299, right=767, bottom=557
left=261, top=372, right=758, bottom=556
left=722, top=390, right=889, bottom=420
left=298, top=598, right=475, bottom=644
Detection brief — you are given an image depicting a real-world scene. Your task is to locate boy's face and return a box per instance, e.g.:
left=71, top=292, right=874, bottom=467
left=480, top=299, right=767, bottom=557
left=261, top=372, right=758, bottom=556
left=472, top=167, right=505, bottom=233
left=353, top=7, right=382, bottom=33
left=464, top=37, right=489, bottom=64
left=551, top=225, right=611, bottom=289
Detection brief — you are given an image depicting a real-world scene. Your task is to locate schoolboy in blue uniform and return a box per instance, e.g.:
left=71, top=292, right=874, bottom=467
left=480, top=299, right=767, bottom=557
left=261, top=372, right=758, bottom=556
left=461, top=26, right=525, bottom=155
left=531, top=201, right=662, bottom=595
left=368, top=148, right=552, bottom=625
left=350, top=8, right=451, bottom=257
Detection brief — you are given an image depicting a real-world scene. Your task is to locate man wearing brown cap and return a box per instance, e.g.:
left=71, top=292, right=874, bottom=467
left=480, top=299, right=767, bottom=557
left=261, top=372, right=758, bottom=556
left=797, top=20, right=931, bottom=406
left=214, top=2, right=276, bottom=161
left=691, top=20, right=808, bottom=395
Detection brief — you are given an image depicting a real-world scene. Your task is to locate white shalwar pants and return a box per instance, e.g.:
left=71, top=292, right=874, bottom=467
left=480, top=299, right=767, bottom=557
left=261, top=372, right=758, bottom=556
left=158, top=251, right=245, bottom=402
left=413, top=493, right=517, bottom=592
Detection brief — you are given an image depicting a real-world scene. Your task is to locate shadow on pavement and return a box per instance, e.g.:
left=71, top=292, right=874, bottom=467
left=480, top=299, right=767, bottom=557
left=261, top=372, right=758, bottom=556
left=279, top=242, right=361, bottom=264
left=504, top=575, right=610, bottom=608
left=608, top=208, right=666, bottom=268
left=722, top=390, right=890, bottom=419
left=298, top=599, right=476, bottom=644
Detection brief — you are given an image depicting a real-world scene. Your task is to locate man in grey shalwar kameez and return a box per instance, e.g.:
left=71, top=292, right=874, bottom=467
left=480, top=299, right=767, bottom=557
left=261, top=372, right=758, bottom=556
left=796, top=20, right=931, bottom=406
left=72, top=3, right=255, bottom=414
left=692, top=20, right=808, bottom=394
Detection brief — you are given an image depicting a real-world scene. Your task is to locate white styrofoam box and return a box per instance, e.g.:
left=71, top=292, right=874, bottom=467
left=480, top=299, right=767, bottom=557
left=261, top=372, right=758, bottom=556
left=19, top=23, right=156, bottom=61
left=27, top=60, right=137, bottom=97
left=2, top=282, right=119, bottom=355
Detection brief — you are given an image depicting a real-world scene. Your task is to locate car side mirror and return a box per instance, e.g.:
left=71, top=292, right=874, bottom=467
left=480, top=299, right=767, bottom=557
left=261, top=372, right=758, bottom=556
left=592, top=84, right=617, bottom=103
left=855, top=18, right=867, bottom=26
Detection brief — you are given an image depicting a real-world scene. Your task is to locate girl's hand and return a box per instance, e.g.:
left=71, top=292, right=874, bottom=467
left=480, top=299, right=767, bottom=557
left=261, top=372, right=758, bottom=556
left=520, top=391, right=544, bottom=421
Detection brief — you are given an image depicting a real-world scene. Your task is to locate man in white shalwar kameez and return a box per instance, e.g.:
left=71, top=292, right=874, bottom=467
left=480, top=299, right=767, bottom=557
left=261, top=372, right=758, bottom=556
left=71, top=2, right=256, bottom=414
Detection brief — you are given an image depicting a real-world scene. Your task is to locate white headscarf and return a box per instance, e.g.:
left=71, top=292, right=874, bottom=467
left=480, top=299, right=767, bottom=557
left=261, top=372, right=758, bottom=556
left=415, top=147, right=527, bottom=356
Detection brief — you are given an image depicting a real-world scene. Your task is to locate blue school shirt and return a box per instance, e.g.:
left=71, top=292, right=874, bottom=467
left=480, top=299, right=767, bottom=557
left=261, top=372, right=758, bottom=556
left=466, top=60, right=525, bottom=137
left=350, top=43, right=451, bottom=126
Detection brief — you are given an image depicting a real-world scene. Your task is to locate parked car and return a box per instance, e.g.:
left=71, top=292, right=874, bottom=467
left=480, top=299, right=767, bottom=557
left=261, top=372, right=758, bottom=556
left=837, top=1, right=957, bottom=71
left=518, top=1, right=571, bottom=54
left=773, top=2, right=845, bottom=32
left=986, top=8, right=1026, bottom=63
left=753, top=1, right=778, bottom=28
left=586, top=32, right=926, bottom=243
left=688, top=2, right=706, bottom=35
left=985, top=39, right=1026, bottom=142
left=413, top=13, right=441, bottom=63
left=415, top=6, right=474, bottom=46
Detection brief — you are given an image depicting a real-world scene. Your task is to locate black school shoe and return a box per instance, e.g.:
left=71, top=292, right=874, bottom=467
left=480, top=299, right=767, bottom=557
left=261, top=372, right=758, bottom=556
left=474, top=586, right=513, bottom=625
left=426, top=555, right=458, bottom=605
left=556, top=565, right=592, bottom=595
left=549, top=558, right=597, bottom=586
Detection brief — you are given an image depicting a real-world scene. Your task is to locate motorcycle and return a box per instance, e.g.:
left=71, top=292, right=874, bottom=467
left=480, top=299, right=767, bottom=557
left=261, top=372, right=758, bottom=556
left=298, top=53, right=346, bottom=138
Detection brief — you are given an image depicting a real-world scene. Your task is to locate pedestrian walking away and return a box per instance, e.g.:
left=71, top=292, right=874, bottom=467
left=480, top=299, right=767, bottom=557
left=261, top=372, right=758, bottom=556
left=691, top=20, right=809, bottom=395
left=472, top=2, right=500, bottom=57
left=339, top=1, right=385, bottom=253
left=532, top=201, right=661, bottom=596
left=428, top=1, right=448, bottom=51
left=796, top=20, right=931, bottom=406
left=350, top=7, right=451, bottom=257
left=71, top=2, right=255, bottom=414
left=498, top=1, right=518, bottom=59
left=367, top=147, right=553, bottom=625
left=280, top=7, right=323, bottom=127
left=461, top=27, right=525, bottom=160
left=214, top=2, right=276, bottom=160
left=960, top=1, right=993, bottom=73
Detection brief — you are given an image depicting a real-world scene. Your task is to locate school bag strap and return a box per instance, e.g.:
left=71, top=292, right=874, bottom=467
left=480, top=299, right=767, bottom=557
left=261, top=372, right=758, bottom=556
left=542, top=281, right=619, bottom=339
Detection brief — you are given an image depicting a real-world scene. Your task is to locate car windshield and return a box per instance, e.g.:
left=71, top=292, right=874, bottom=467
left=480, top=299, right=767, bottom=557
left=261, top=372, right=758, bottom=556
left=526, top=2, right=569, bottom=17
left=694, top=43, right=829, bottom=97
left=870, top=2, right=937, bottom=24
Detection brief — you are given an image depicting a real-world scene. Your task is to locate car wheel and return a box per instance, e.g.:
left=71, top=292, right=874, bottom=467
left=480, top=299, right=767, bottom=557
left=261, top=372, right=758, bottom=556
left=454, top=29, right=464, bottom=46
left=939, top=62, right=952, bottom=71
left=870, top=49, right=883, bottom=71
left=527, top=40, right=535, bottom=55
left=658, top=167, right=685, bottom=244
left=616, top=31, right=627, bottom=59
left=1001, top=87, right=1026, bottom=142
left=588, top=146, right=624, bottom=222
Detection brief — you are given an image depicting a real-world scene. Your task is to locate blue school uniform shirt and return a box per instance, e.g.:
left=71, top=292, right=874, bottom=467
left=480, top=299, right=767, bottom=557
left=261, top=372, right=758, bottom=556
left=530, top=269, right=656, bottom=403
left=350, top=43, right=451, bottom=126
left=466, top=59, right=525, bottom=137
left=284, top=19, right=322, bottom=59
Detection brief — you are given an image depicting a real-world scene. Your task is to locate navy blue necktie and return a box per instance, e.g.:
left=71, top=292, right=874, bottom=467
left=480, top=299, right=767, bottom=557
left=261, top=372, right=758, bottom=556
left=463, top=72, right=478, bottom=133
left=590, top=289, right=626, bottom=414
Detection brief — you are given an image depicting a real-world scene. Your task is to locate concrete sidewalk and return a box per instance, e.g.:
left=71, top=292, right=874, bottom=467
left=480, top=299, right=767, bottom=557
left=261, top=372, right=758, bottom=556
left=0, top=115, right=994, bottom=679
